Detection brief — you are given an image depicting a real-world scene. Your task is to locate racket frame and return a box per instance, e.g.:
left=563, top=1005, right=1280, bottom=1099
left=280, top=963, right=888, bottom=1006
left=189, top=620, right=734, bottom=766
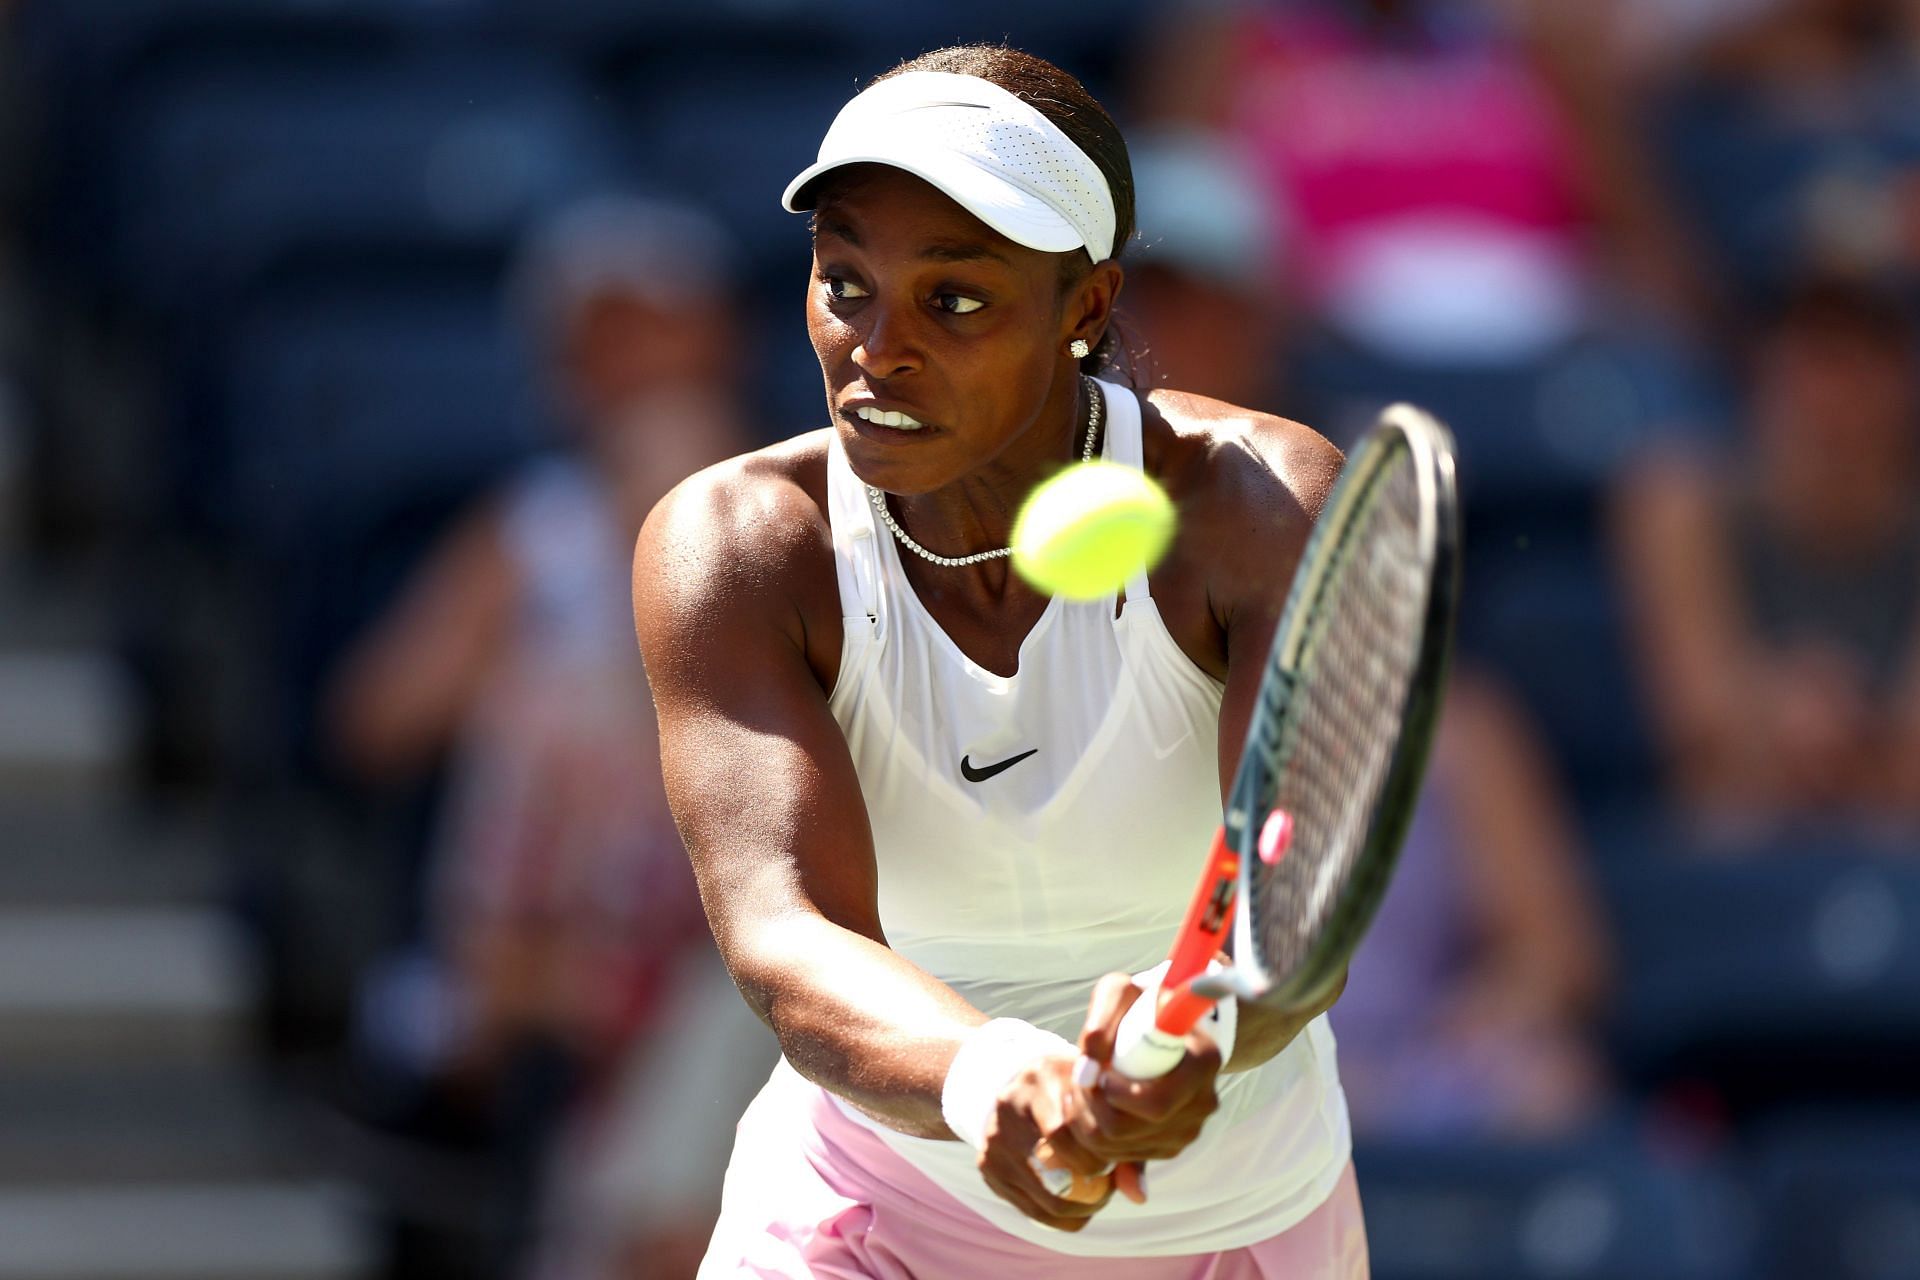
left=1210, top=402, right=1461, bottom=1011
left=1039, top=404, right=1459, bottom=1199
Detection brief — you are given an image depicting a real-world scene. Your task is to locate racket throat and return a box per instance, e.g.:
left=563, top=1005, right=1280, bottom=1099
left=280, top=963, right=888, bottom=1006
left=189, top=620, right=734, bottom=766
left=1165, top=810, right=1292, bottom=1012
left=1153, top=979, right=1221, bottom=1038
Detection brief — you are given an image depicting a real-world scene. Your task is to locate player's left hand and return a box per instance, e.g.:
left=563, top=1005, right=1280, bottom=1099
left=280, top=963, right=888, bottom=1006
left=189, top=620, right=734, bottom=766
left=977, top=1049, right=1119, bottom=1229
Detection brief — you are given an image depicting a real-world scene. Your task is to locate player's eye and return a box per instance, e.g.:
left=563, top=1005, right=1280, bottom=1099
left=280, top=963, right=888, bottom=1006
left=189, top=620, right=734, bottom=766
left=821, top=274, right=870, bottom=302
left=934, top=293, right=985, bottom=315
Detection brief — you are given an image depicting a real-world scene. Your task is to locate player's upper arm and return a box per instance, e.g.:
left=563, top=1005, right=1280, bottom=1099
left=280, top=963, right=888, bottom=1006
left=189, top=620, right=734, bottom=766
left=1204, top=414, right=1345, bottom=792
left=632, top=460, right=882, bottom=994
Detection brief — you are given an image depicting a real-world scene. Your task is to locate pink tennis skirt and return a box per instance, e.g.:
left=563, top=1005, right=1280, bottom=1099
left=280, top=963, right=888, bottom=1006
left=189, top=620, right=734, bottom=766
left=699, top=1069, right=1369, bottom=1279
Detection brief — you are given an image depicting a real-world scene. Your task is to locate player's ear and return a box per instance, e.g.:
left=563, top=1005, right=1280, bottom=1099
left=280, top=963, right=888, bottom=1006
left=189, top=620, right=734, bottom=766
left=1061, top=257, right=1123, bottom=358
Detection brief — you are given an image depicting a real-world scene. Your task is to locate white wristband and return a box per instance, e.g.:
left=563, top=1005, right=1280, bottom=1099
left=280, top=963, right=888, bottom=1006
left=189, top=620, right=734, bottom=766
left=941, top=1018, right=1078, bottom=1153
left=1127, top=958, right=1238, bottom=1068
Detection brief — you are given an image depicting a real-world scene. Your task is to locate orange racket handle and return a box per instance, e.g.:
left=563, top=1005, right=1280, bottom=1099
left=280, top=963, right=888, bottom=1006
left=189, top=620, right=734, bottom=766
left=1098, top=826, right=1243, bottom=1081
left=1155, top=825, right=1240, bottom=1036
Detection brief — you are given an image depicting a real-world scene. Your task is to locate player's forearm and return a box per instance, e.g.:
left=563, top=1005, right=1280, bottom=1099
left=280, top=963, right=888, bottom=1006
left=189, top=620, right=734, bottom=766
left=1221, top=966, right=1346, bottom=1074
left=730, top=912, right=988, bottom=1139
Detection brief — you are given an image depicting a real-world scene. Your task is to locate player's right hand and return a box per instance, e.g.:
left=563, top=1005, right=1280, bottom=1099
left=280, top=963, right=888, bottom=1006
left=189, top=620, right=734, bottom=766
left=974, top=1051, right=1118, bottom=1231
left=1066, top=972, right=1224, bottom=1175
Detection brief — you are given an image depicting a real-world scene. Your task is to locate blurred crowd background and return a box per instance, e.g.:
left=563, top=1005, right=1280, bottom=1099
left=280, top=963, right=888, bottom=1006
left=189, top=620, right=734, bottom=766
left=3, top=0, right=1920, bottom=1277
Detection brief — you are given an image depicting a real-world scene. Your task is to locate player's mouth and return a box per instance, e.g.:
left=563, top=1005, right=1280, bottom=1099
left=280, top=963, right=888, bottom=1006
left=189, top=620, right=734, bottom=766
left=842, top=400, right=937, bottom=443
left=852, top=405, right=925, bottom=430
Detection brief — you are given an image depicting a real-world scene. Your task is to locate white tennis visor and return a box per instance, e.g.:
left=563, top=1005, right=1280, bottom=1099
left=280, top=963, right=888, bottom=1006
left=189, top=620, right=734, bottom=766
left=782, top=71, right=1117, bottom=263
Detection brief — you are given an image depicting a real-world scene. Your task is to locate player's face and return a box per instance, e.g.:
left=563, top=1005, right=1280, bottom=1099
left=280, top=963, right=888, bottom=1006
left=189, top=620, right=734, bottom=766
left=806, top=166, right=1093, bottom=496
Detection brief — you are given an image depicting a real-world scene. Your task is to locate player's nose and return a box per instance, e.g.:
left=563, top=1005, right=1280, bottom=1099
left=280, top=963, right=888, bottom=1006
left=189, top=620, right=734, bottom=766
left=852, top=301, right=922, bottom=380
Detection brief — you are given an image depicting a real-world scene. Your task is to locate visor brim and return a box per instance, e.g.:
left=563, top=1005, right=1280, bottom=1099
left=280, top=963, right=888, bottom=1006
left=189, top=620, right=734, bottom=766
left=782, top=153, right=1089, bottom=257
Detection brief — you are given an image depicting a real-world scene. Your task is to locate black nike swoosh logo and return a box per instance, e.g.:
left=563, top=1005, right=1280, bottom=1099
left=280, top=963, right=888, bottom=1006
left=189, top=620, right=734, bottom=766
left=960, top=749, right=1039, bottom=783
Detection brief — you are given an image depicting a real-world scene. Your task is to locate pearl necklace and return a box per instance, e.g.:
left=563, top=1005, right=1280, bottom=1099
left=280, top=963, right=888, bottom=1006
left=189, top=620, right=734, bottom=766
left=867, top=376, right=1103, bottom=568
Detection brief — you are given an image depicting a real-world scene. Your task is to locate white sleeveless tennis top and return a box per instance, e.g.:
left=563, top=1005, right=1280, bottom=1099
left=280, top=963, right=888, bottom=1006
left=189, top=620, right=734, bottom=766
left=797, top=378, right=1351, bottom=1255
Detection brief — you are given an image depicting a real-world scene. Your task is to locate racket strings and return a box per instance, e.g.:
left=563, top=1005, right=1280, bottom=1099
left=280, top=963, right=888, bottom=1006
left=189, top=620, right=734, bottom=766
left=1249, top=449, right=1431, bottom=986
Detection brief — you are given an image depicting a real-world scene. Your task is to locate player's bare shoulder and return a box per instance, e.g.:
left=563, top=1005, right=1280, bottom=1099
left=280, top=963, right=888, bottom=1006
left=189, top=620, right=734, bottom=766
left=1136, top=388, right=1343, bottom=679
left=1143, top=388, right=1342, bottom=552
left=633, top=429, right=843, bottom=690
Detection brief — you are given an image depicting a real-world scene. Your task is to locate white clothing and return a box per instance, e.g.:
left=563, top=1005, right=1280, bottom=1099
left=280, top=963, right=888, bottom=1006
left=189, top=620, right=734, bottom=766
left=726, top=379, right=1352, bottom=1256
left=714, top=379, right=1359, bottom=1258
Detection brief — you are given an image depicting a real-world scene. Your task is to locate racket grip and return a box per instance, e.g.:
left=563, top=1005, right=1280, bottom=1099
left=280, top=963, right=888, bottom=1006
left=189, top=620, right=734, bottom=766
left=1033, top=991, right=1219, bottom=1197
left=1033, top=1004, right=1193, bottom=1196
left=1036, top=1155, right=1111, bottom=1201
left=1108, top=985, right=1194, bottom=1080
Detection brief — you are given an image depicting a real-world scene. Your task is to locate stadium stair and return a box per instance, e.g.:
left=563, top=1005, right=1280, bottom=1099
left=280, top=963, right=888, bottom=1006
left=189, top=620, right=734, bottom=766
left=0, top=559, right=375, bottom=1279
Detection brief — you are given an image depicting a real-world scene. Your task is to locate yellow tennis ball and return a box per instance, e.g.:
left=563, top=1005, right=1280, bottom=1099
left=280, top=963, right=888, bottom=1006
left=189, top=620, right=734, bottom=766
left=1011, top=461, right=1177, bottom=600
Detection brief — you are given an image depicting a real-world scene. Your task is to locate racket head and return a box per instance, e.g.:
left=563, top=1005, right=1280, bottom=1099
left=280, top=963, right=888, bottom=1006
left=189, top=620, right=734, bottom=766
left=1223, top=403, right=1461, bottom=1009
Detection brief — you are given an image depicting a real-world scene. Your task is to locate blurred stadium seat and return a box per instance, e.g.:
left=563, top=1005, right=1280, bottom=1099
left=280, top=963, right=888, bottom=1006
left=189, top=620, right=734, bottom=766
left=482, top=0, right=851, bottom=70
left=616, top=61, right=850, bottom=276
left=1461, top=523, right=1656, bottom=816
left=221, top=281, right=538, bottom=550
left=1604, top=843, right=1920, bottom=1104
left=17, top=0, right=467, bottom=297
left=1290, top=332, right=1685, bottom=813
left=823, top=0, right=1151, bottom=91
left=1357, top=1124, right=1753, bottom=1280
left=611, top=64, right=848, bottom=436
left=218, top=274, right=542, bottom=763
left=84, top=47, right=627, bottom=568
left=1292, top=329, right=1711, bottom=513
left=107, top=51, right=628, bottom=316
left=1656, top=74, right=1920, bottom=303
left=1749, top=1108, right=1920, bottom=1280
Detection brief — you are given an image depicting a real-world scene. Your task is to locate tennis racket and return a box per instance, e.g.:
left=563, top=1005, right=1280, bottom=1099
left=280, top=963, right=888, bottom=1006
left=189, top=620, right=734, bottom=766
left=1037, top=403, right=1460, bottom=1200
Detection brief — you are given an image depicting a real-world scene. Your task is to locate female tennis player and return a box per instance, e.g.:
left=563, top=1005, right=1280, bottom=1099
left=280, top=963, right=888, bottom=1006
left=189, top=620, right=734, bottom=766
left=633, top=45, right=1367, bottom=1277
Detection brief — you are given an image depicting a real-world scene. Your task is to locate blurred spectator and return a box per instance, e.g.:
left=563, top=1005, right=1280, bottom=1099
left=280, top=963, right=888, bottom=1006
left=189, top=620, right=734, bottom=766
left=1656, top=0, right=1920, bottom=303
left=1121, top=130, right=1290, bottom=409
left=1335, top=669, right=1614, bottom=1138
left=1133, top=0, right=1710, bottom=366
left=1613, top=275, right=1920, bottom=838
left=324, top=196, right=768, bottom=1277
left=1603, top=0, right=1783, bottom=76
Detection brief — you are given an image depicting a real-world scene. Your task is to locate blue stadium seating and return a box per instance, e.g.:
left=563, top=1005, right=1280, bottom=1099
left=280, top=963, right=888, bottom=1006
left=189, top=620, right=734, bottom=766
left=220, top=276, right=541, bottom=552
left=1748, top=1108, right=1920, bottom=1280
left=1289, top=330, right=1684, bottom=812
left=18, top=0, right=457, bottom=296
left=217, top=272, right=546, bottom=765
left=481, top=0, right=851, bottom=68
left=744, top=268, right=835, bottom=439
left=106, top=50, right=630, bottom=315
left=1603, top=843, right=1920, bottom=1098
left=21, top=0, right=461, bottom=62
left=1290, top=328, right=1716, bottom=507
left=829, top=0, right=1150, bottom=90
left=1656, top=77, right=1920, bottom=301
left=1459, top=522, right=1658, bottom=814
left=617, top=61, right=851, bottom=277
left=1357, top=1124, right=1753, bottom=1280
